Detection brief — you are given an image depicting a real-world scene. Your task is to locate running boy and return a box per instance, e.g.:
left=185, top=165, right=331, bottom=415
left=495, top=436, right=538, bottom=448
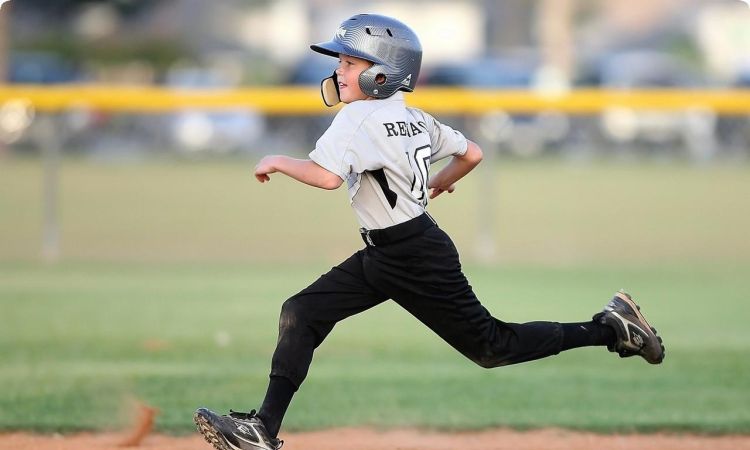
left=194, top=14, right=665, bottom=450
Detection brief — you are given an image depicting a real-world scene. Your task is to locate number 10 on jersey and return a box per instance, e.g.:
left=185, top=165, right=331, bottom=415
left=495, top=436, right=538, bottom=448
left=408, top=145, right=432, bottom=207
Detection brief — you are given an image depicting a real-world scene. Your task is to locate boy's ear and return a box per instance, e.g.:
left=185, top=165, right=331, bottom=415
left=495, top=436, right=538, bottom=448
left=321, top=71, right=341, bottom=107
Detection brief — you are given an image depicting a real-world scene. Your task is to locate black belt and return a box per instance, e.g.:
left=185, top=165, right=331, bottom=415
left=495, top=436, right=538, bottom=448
left=360, top=213, right=436, bottom=247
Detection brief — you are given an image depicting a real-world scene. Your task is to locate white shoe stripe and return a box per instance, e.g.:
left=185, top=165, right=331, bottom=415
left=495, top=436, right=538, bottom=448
left=610, top=311, right=648, bottom=347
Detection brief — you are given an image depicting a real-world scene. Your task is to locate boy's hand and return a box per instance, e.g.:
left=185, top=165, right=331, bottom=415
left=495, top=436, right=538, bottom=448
left=425, top=141, right=482, bottom=198
left=254, top=156, right=277, bottom=183
left=429, top=184, right=455, bottom=199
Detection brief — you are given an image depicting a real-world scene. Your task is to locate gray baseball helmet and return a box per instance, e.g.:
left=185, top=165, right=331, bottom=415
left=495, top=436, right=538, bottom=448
left=311, top=14, right=422, bottom=101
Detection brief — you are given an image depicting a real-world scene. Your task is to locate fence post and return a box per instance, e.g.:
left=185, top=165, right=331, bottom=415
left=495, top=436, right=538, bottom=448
left=37, top=114, right=61, bottom=263
left=473, top=110, right=514, bottom=263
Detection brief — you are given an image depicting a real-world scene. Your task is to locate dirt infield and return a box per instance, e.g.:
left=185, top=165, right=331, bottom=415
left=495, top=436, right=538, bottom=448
left=3, top=428, right=750, bottom=450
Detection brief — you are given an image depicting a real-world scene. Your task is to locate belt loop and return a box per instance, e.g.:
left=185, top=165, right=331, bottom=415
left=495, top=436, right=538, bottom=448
left=360, top=228, right=376, bottom=247
left=365, top=230, right=375, bottom=247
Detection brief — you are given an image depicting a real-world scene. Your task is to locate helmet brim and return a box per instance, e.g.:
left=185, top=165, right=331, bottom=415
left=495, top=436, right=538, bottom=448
left=310, top=41, right=342, bottom=58
left=310, top=41, right=384, bottom=65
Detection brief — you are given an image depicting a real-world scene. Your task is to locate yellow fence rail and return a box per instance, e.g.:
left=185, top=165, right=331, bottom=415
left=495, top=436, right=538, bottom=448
left=1, top=85, right=750, bottom=115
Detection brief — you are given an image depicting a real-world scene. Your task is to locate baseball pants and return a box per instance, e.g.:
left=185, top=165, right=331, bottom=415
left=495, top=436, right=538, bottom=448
left=268, top=219, right=563, bottom=388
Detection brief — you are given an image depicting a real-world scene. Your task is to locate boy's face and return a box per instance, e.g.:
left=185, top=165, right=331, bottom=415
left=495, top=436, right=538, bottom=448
left=336, top=54, right=373, bottom=103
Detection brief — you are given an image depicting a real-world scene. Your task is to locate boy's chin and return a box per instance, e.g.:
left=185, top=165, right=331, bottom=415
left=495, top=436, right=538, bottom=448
left=340, top=92, right=369, bottom=104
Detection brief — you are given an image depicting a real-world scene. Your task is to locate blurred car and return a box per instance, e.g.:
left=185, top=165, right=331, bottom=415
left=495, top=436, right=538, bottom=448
left=715, top=68, right=750, bottom=156
left=422, top=56, right=541, bottom=89
left=285, top=55, right=337, bottom=85
left=420, top=56, right=572, bottom=157
left=2, top=52, right=85, bottom=148
left=9, top=51, right=81, bottom=84
left=584, top=50, right=717, bottom=159
left=164, top=67, right=265, bottom=154
left=274, top=56, right=339, bottom=151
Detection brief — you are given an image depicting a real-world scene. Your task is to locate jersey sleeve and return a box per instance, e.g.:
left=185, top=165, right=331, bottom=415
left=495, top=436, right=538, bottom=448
left=309, top=111, right=356, bottom=181
left=423, top=113, right=469, bottom=162
left=309, top=104, right=381, bottom=180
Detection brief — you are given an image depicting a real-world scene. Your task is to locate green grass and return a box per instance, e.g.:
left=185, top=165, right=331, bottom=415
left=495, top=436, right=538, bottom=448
left=1, top=157, right=749, bottom=265
left=1, top=262, right=748, bottom=433
left=0, top=157, right=749, bottom=433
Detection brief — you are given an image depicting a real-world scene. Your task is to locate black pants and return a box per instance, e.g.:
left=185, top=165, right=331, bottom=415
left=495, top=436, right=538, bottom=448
left=269, top=222, right=563, bottom=388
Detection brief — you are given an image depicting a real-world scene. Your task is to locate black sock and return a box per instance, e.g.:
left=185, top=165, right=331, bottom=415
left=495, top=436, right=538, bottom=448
left=257, top=376, right=297, bottom=438
left=560, top=321, right=616, bottom=351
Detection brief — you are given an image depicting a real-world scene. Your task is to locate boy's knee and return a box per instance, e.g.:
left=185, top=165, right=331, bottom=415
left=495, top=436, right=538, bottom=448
left=279, top=297, right=307, bottom=332
left=470, top=351, right=511, bottom=369
left=474, top=356, right=500, bottom=369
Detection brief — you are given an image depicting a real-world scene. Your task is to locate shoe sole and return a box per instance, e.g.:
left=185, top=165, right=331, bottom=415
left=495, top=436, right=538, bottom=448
left=608, top=292, right=665, bottom=364
left=195, top=411, right=234, bottom=450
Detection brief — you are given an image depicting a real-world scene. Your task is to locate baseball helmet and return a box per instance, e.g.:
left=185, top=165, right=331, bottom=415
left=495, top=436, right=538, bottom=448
left=311, top=14, right=422, bottom=105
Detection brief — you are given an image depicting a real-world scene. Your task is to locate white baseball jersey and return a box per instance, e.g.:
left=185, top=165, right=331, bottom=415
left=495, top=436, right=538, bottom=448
left=309, top=92, right=468, bottom=230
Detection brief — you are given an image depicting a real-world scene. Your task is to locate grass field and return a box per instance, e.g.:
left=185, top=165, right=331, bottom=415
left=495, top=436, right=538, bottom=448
left=1, top=157, right=749, bottom=434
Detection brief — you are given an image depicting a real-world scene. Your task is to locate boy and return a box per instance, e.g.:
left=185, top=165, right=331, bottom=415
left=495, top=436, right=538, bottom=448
left=195, top=14, right=664, bottom=450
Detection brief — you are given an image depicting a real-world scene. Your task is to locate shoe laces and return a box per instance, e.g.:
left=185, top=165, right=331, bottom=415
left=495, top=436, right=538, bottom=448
left=228, top=409, right=257, bottom=420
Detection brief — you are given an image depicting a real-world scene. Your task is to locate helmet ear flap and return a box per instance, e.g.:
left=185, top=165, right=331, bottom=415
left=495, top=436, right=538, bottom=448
left=320, top=71, right=340, bottom=107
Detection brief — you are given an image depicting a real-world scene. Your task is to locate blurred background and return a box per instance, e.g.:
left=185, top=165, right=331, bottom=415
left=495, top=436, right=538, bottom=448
left=1, top=0, right=750, bottom=435
left=1, top=0, right=749, bottom=264
left=2, top=0, right=750, bottom=159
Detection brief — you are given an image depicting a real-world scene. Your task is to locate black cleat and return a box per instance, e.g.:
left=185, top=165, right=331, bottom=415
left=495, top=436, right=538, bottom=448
left=194, top=408, right=283, bottom=450
left=594, top=290, right=665, bottom=364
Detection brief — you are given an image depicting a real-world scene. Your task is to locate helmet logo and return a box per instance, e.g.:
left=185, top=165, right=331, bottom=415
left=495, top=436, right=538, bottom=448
left=335, top=27, right=347, bottom=39
left=401, top=74, right=412, bottom=86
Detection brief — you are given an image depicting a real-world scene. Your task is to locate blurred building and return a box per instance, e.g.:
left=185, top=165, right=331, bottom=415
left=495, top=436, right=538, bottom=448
left=4, top=0, right=750, bottom=86
left=2, top=0, right=750, bottom=158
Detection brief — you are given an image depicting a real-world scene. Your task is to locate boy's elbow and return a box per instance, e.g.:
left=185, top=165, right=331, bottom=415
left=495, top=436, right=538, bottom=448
left=321, top=174, right=343, bottom=190
left=466, top=141, right=483, bottom=165
left=310, top=162, right=343, bottom=189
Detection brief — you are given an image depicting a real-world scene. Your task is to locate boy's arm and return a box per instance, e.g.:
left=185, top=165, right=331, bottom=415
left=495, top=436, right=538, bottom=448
left=255, top=155, right=343, bottom=190
left=427, top=140, right=483, bottom=199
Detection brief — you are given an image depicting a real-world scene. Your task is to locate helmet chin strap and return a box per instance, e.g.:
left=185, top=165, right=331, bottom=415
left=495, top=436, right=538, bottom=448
left=320, top=71, right=341, bottom=107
